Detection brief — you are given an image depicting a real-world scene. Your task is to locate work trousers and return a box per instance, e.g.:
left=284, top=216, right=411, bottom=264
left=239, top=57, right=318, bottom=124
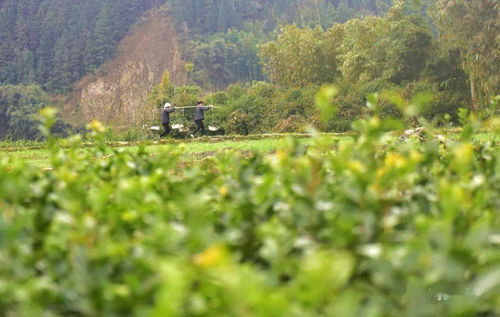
left=194, top=119, right=205, bottom=135
left=160, top=123, right=171, bottom=137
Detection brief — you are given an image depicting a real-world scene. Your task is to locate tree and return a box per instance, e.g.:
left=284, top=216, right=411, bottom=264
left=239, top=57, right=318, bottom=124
left=431, top=0, right=500, bottom=112
left=259, top=25, right=340, bottom=87
left=331, top=5, right=433, bottom=85
left=0, top=85, right=49, bottom=139
left=0, top=0, right=160, bottom=91
left=183, top=30, right=266, bottom=89
left=149, top=71, right=174, bottom=109
left=260, top=3, right=434, bottom=88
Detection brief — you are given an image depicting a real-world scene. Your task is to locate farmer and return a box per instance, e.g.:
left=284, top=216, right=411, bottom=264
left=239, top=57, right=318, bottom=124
left=160, top=102, right=176, bottom=137
left=193, top=101, right=212, bottom=136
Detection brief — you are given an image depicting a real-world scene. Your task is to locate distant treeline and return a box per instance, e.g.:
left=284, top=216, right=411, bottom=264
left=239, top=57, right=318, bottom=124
left=168, top=0, right=394, bottom=35
left=0, top=0, right=393, bottom=92
left=169, top=0, right=395, bottom=89
left=148, top=0, right=498, bottom=135
left=0, top=0, right=498, bottom=140
left=0, top=85, right=72, bottom=140
left=0, top=0, right=160, bottom=91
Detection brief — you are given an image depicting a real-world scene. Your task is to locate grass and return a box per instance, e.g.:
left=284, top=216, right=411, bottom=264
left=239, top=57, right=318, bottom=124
left=1, top=148, right=49, bottom=167
left=1, top=136, right=324, bottom=168
left=144, top=138, right=316, bottom=153
left=471, top=132, right=498, bottom=142
left=1, top=131, right=497, bottom=168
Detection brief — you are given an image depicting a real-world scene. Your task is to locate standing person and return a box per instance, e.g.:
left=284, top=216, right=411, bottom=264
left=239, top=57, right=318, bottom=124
left=193, top=101, right=212, bottom=136
left=160, top=102, right=175, bottom=137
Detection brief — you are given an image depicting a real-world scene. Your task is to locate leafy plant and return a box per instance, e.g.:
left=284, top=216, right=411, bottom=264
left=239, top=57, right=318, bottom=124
left=0, top=93, right=498, bottom=316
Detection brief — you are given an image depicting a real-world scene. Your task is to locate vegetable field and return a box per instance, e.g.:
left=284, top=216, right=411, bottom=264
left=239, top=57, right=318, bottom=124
left=0, top=136, right=321, bottom=168
left=0, top=108, right=499, bottom=316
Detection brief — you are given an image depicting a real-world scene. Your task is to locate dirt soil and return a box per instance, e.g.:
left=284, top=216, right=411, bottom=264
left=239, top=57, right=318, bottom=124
left=65, top=8, right=185, bottom=129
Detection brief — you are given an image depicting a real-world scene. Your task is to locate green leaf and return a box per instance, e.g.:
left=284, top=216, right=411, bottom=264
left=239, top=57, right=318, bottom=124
left=315, top=85, right=338, bottom=124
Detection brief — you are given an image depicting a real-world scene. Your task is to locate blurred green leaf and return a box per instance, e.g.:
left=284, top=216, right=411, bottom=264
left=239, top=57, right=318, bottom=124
left=315, top=85, right=338, bottom=125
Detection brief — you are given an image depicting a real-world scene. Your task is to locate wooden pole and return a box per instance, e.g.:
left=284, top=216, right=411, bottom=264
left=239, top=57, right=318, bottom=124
left=173, top=106, right=221, bottom=109
left=158, top=106, right=220, bottom=110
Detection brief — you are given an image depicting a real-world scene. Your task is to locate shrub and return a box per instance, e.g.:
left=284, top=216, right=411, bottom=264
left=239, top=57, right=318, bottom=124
left=0, top=106, right=498, bottom=316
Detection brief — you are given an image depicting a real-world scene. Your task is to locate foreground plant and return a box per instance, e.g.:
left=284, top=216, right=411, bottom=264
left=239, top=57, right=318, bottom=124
left=0, top=92, right=498, bottom=316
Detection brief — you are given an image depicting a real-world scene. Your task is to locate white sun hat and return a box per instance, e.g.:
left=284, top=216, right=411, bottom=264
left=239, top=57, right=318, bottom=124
left=164, top=102, right=172, bottom=108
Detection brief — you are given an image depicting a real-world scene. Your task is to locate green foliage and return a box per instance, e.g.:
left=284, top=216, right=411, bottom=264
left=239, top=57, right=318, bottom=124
left=261, top=5, right=435, bottom=87
left=0, top=0, right=161, bottom=91
left=259, top=25, right=340, bottom=87
left=204, top=82, right=320, bottom=134
left=77, top=0, right=395, bottom=92
left=0, top=0, right=394, bottom=92
left=0, top=100, right=499, bottom=315
left=148, top=71, right=175, bottom=110
left=259, top=2, right=477, bottom=129
left=183, top=29, right=267, bottom=90
left=2, top=0, right=495, bottom=139
left=167, top=0, right=392, bottom=35
left=0, top=85, right=73, bottom=140
left=315, top=85, right=338, bottom=125
left=431, top=0, right=500, bottom=112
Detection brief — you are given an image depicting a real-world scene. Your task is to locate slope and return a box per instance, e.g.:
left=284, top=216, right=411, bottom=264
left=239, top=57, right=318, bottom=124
left=65, top=9, right=185, bottom=129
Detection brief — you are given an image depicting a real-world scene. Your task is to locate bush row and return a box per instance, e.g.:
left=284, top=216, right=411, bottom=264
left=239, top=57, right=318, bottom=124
left=0, top=106, right=498, bottom=315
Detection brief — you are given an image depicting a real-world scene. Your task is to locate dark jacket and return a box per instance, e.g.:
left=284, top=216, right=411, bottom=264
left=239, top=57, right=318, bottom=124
left=195, top=105, right=210, bottom=120
left=161, top=107, right=175, bottom=123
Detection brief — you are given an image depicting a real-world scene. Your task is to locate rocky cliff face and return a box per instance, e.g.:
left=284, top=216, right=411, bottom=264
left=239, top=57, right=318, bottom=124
left=66, top=9, right=185, bottom=129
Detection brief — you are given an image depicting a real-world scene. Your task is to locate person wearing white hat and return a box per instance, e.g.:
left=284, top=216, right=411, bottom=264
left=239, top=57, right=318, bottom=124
left=160, top=102, right=176, bottom=137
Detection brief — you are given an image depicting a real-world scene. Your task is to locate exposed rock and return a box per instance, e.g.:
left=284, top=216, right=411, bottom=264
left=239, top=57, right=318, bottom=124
left=65, top=9, right=185, bottom=130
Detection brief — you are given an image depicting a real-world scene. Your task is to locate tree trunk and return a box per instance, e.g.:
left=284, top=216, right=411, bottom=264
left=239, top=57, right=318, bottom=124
left=470, top=75, right=478, bottom=113
left=314, top=0, right=322, bottom=27
left=296, top=0, right=305, bottom=27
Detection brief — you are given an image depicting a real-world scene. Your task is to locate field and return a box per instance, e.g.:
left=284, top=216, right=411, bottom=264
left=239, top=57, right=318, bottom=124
left=0, top=131, right=495, bottom=168
left=1, top=118, right=499, bottom=316
left=1, top=0, right=499, bottom=314
left=0, top=135, right=330, bottom=168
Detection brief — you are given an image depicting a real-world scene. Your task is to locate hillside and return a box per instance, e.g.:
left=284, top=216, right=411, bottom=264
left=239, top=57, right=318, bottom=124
left=0, top=0, right=161, bottom=91
left=1, top=0, right=496, bottom=139
left=0, top=0, right=395, bottom=132
left=65, top=9, right=185, bottom=128
left=0, top=0, right=392, bottom=92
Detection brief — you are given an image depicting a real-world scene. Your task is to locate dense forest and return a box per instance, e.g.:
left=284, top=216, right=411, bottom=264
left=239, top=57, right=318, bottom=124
left=149, top=0, right=498, bottom=135
left=0, top=0, right=498, bottom=139
left=0, top=0, right=161, bottom=91
left=168, top=0, right=394, bottom=34
left=0, top=0, right=393, bottom=92
left=169, top=0, right=395, bottom=89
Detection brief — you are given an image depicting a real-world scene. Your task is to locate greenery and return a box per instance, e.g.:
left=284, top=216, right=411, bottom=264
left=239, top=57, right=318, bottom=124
left=0, top=1, right=498, bottom=314
left=167, top=0, right=392, bottom=35
left=258, top=1, right=474, bottom=129
left=2, top=130, right=497, bottom=168
left=1, top=93, right=499, bottom=315
left=0, top=85, right=73, bottom=140
left=143, top=0, right=496, bottom=137
left=431, top=0, right=500, bottom=112
left=0, top=0, right=161, bottom=91
left=170, top=0, right=393, bottom=89
left=182, top=30, right=268, bottom=90
left=1, top=135, right=321, bottom=168
left=0, top=0, right=392, bottom=92
left=0, top=0, right=498, bottom=140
